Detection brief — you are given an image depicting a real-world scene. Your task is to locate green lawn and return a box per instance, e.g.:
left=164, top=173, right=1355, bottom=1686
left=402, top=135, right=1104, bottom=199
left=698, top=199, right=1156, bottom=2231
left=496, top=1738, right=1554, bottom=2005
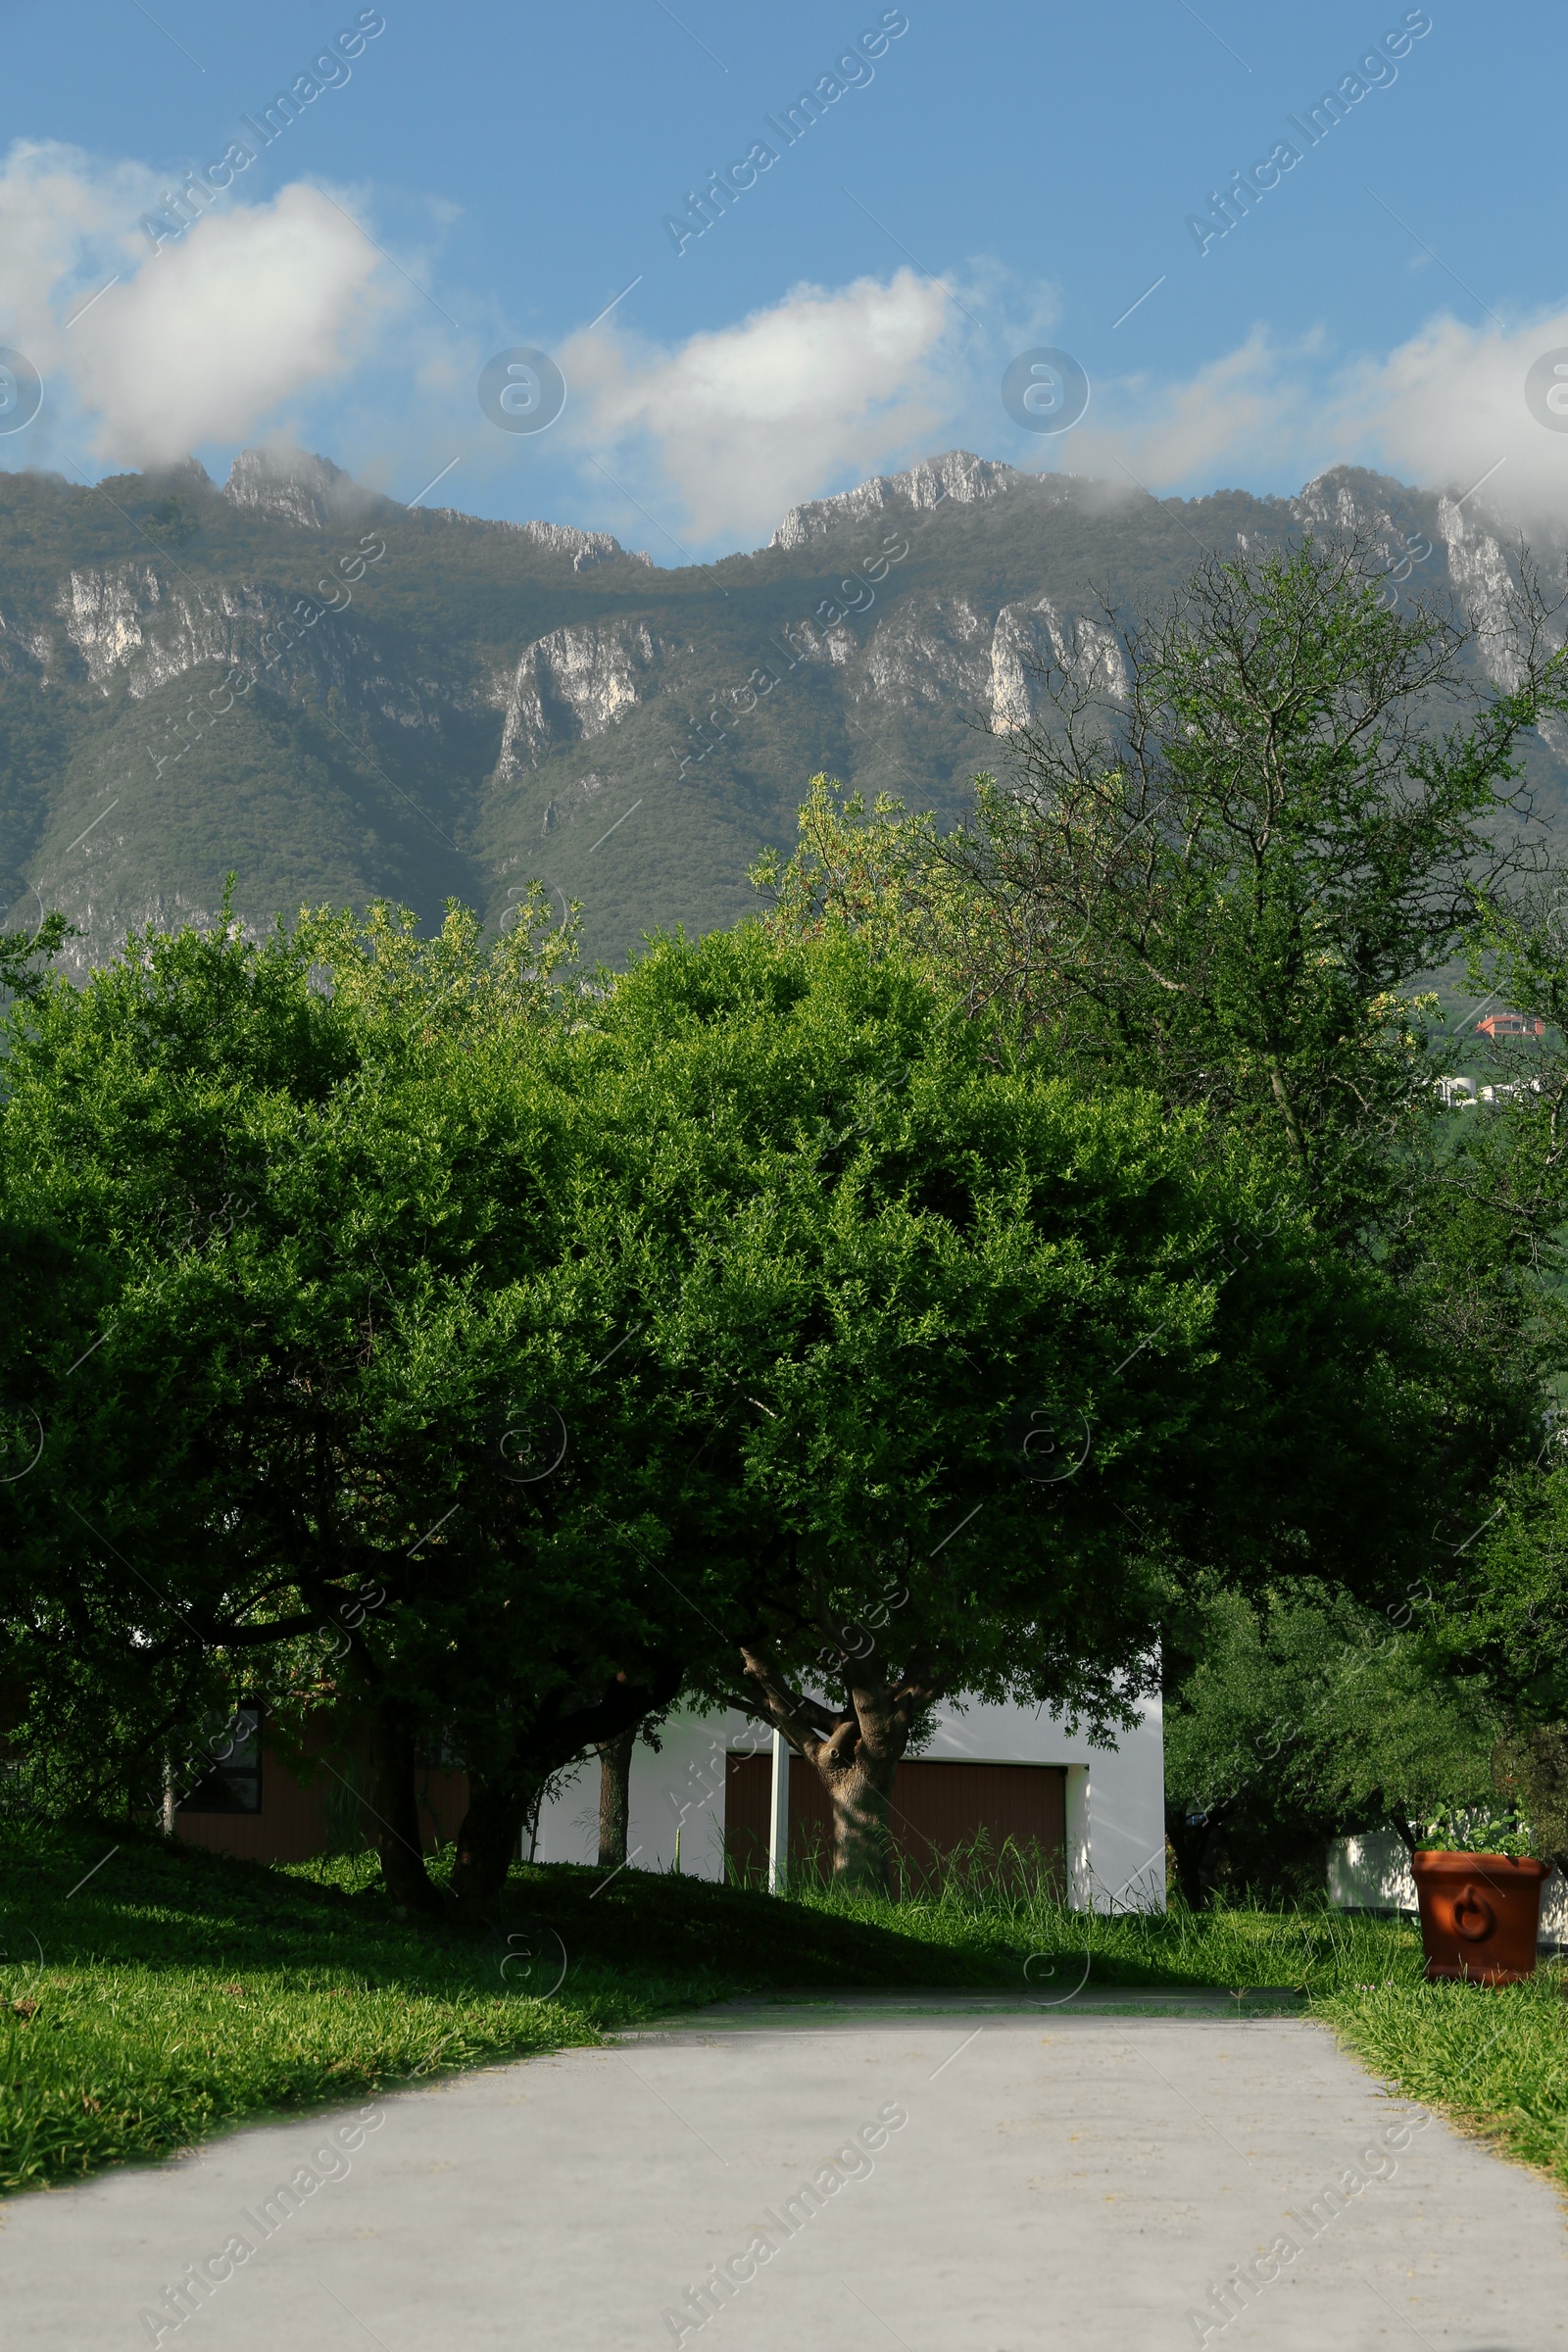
left=4, top=1817, right=1567, bottom=2200
left=0, top=1817, right=992, bottom=2194
left=1317, top=1968, right=1568, bottom=2188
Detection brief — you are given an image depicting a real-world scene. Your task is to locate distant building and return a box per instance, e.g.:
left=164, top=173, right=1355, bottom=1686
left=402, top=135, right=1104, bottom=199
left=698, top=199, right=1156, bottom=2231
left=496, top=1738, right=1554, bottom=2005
left=1476, top=1012, right=1544, bottom=1039
left=1435, top=1073, right=1541, bottom=1108
left=532, top=1695, right=1167, bottom=1913
left=160, top=1690, right=1168, bottom=1914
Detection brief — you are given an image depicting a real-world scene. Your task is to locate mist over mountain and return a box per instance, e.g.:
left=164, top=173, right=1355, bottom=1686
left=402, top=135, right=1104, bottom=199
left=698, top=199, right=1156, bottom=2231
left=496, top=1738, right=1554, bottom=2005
left=2, top=442, right=1562, bottom=972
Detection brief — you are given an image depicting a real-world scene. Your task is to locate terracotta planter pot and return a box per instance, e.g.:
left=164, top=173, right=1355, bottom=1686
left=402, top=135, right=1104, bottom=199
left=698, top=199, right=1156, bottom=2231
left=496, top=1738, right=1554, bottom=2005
left=1411, top=1848, right=1548, bottom=1984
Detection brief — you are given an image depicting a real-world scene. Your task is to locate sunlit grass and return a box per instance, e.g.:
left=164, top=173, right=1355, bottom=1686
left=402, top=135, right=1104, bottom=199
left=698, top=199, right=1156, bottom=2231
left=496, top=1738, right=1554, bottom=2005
left=0, top=1823, right=623, bottom=2194
left=0, top=1819, right=984, bottom=2194
left=7, top=1818, right=1567, bottom=2198
left=1318, top=1966, right=1568, bottom=2189
left=787, top=1859, right=1423, bottom=1992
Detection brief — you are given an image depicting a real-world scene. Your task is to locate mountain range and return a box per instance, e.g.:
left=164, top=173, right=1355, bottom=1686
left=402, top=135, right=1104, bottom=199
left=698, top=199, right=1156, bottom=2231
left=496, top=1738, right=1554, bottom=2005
left=0, top=442, right=1560, bottom=973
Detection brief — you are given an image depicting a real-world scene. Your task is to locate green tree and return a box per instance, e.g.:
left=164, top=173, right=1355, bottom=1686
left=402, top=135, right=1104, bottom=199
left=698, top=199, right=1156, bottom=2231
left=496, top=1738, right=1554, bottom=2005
left=0, top=890, right=686, bottom=1920
left=760, top=538, right=1568, bottom=1228
left=580, top=925, right=1476, bottom=1887
left=0, top=894, right=1527, bottom=1920
left=1163, top=1586, right=1500, bottom=1904
left=1396, top=890, right=1568, bottom=1837
left=0, top=911, right=73, bottom=1004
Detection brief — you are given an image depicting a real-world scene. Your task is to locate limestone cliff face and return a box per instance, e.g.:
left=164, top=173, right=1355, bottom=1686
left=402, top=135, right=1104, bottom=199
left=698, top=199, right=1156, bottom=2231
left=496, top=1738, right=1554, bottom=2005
left=856, top=593, right=992, bottom=710
left=420, top=511, right=651, bottom=570
left=58, top=561, right=276, bottom=696
left=493, top=617, right=673, bottom=778
left=223, top=445, right=356, bottom=530
left=989, top=596, right=1128, bottom=731
left=1289, top=466, right=1539, bottom=692
left=3, top=442, right=1561, bottom=981
left=481, top=461, right=1563, bottom=799
left=514, top=519, right=651, bottom=570
left=1435, top=497, right=1524, bottom=686
left=49, top=553, right=480, bottom=746
left=770, top=449, right=1021, bottom=550
left=0, top=612, right=56, bottom=680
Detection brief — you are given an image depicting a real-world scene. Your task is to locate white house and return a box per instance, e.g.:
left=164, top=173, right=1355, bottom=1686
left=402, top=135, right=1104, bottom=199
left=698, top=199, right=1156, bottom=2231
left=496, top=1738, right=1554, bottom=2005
left=531, top=1691, right=1167, bottom=1912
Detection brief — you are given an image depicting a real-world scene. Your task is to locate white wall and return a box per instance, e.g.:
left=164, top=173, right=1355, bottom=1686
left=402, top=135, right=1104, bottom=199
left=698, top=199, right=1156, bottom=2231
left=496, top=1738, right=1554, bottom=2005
left=530, top=1711, right=757, bottom=1882
left=1328, top=1831, right=1568, bottom=1944
left=533, top=1691, right=1167, bottom=1909
left=919, top=1692, right=1167, bottom=1913
left=1327, top=1831, right=1417, bottom=1912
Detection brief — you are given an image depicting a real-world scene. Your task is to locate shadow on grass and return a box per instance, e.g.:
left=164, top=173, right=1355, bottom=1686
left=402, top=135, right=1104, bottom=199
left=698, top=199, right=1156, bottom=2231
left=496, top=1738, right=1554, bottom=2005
left=0, top=1816, right=1004, bottom=2195
left=18, top=1815, right=1517, bottom=2202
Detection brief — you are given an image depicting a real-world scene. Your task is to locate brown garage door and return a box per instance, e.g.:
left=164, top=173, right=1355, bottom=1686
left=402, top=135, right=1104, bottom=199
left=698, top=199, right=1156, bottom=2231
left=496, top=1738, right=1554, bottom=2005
left=724, top=1751, right=1065, bottom=1892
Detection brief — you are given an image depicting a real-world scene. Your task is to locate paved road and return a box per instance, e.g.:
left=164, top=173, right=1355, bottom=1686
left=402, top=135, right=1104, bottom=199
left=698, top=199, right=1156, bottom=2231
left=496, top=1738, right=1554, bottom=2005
left=2, top=1989, right=1564, bottom=2349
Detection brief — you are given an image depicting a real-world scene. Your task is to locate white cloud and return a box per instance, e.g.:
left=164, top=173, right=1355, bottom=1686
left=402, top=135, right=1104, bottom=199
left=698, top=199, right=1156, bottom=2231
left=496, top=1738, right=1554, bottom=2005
left=1074, top=308, right=1568, bottom=534
left=1332, top=311, right=1568, bottom=528
left=0, top=140, right=393, bottom=469
left=72, top=187, right=390, bottom=466
left=23, top=132, right=1568, bottom=570
left=0, top=141, right=154, bottom=353
left=1071, top=327, right=1322, bottom=492
left=561, top=270, right=960, bottom=543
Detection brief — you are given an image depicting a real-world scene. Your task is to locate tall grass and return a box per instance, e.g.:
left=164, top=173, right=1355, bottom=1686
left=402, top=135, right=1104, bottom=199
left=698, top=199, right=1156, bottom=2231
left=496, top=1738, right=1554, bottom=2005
left=1319, top=1968, right=1568, bottom=2189
left=784, top=1835, right=1424, bottom=1992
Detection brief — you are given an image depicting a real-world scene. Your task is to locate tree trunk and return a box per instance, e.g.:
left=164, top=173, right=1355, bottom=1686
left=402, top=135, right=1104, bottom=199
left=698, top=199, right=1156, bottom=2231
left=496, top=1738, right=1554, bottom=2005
left=818, top=1740, right=901, bottom=1892
left=447, top=1661, right=680, bottom=1924
left=365, top=1699, right=443, bottom=1918
left=597, top=1727, right=636, bottom=1869
left=736, top=1644, right=927, bottom=1896
left=1387, top=1803, right=1418, bottom=1857
left=1164, top=1806, right=1211, bottom=1907
left=449, top=1770, right=533, bottom=1925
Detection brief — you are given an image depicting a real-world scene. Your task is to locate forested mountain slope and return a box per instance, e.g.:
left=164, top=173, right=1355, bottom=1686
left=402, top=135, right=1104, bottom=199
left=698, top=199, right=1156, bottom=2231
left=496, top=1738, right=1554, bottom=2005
left=1, top=443, right=1559, bottom=968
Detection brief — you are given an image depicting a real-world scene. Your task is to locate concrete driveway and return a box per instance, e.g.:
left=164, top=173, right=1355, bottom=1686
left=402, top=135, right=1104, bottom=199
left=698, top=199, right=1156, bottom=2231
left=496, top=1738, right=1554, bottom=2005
left=1, top=1988, right=1563, bottom=2350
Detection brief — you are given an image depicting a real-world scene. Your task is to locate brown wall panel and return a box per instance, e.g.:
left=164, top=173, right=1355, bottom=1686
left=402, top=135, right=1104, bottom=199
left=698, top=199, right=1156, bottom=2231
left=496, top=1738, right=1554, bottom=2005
left=724, top=1751, right=771, bottom=1878
left=175, top=1716, right=469, bottom=1866
left=724, top=1751, right=1065, bottom=1889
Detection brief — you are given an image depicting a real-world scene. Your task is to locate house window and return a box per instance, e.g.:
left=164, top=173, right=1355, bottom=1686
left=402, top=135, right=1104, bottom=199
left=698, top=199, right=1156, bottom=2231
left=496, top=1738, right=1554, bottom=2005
left=176, top=1705, right=263, bottom=1814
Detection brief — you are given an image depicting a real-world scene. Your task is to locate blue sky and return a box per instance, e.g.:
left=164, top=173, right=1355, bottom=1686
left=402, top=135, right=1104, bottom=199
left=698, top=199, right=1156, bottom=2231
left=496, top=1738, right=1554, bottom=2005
left=2, top=1, right=1565, bottom=555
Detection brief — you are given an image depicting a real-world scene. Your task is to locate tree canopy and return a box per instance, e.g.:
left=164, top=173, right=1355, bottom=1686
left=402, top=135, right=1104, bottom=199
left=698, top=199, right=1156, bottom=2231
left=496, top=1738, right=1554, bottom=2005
left=9, top=528, right=1566, bottom=1912
left=2, top=899, right=1498, bottom=1899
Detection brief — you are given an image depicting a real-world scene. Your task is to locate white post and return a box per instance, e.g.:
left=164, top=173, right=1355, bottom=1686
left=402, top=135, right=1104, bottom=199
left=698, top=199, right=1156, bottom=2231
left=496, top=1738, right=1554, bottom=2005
left=1064, top=1763, right=1092, bottom=1911
left=767, top=1729, right=790, bottom=1893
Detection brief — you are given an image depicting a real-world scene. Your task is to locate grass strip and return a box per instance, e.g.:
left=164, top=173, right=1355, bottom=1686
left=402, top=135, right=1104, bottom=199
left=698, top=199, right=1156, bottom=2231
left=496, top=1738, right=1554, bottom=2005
left=0, top=1821, right=990, bottom=2194
left=9, top=1821, right=1568, bottom=2201
left=1317, top=1969, right=1568, bottom=2192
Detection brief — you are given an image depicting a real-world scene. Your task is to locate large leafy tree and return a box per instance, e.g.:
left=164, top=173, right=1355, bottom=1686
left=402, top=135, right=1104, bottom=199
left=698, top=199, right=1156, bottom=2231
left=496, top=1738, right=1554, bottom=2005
left=1162, top=1586, right=1500, bottom=1904
left=754, top=539, right=1567, bottom=1819
left=576, top=926, right=1477, bottom=1887
left=0, top=894, right=1528, bottom=1916
left=0, top=893, right=688, bottom=1920
left=1395, top=894, right=1568, bottom=1846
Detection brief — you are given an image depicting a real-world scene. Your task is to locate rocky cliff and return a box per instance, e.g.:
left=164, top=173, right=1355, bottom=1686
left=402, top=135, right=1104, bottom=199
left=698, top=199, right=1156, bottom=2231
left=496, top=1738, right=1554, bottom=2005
left=0, top=444, right=1557, bottom=972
